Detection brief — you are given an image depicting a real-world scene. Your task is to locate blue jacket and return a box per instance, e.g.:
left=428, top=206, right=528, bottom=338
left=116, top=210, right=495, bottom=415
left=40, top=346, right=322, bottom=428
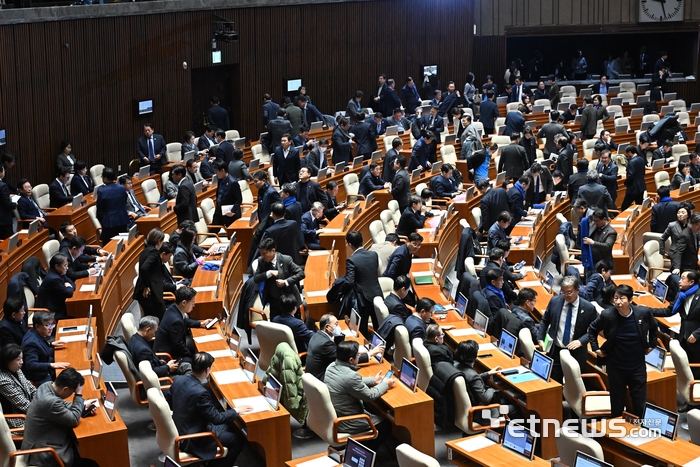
left=580, top=273, right=609, bottom=304
left=96, top=182, right=129, bottom=229
left=409, top=137, right=431, bottom=172
left=129, top=333, right=170, bottom=378
left=272, top=313, right=314, bottom=352
left=17, top=195, right=44, bottom=221
left=300, top=211, right=320, bottom=246
left=624, top=155, right=647, bottom=195
left=487, top=222, right=508, bottom=253
left=478, top=99, right=499, bottom=129
left=257, top=183, right=281, bottom=220
left=154, top=303, right=201, bottom=361
left=22, top=329, right=54, bottom=385
left=360, top=173, right=385, bottom=196
left=382, top=244, right=412, bottom=280
left=405, top=315, right=435, bottom=342
left=35, top=269, right=75, bottom=320
left=430, top=175, right=458, bottom=198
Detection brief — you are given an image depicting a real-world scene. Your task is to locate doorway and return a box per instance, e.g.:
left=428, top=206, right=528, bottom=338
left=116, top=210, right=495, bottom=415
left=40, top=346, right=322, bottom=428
left=191, top=64, right=241, bottom=134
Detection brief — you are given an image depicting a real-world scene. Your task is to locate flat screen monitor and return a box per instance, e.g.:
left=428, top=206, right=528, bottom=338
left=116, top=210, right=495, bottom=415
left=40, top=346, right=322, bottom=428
left=498, top=329, right=518, bottom=359
left=530, top=351, right=553, bottom=382
left=352, top=155, right=364, bottom=169
left=127, top=224, right=137, bottom=243
left=455, top=292, right=468, bottom=319
left=248, top=158, right=260, bottom=171
left=544, top=271, right=554, bottom=292
left=310, top=121, right=323, bottom=131
left=641, top=402, right=678, bottom=440
left=368, top=333, right=385, bottom=363
left=385, top=126, right=398, bottom=136
left=72, top=194, right=83, bottom=210
left=496, top=171, right=506, bottom=186
left=334, top=161, right=346, bottom=174
left=286, top=79, right=302, bottom=92
left=636, top=263, right=648, bottom=284
left=431, top=161, right=443, bottom=175
left=137, top=99, right=153, bottom=115
left=343, top=309, right=361, bottom=338
left=411, top=168, right=421, bottom=182
left=27, top=219, right=39, bottom=239
left=86, top=305, right=94, bottom=340
left=242, top=348, right=259, bottom=383
left=7, top=233, right=18, bottom=254
left=399, top=358, right=419, bottom=392
left=163, top=456, right=182, bottom=467
left=645, top=346, right=666, bottom=372
left=474, top=309, right=489, bottom=337
left=0, top=128, right=5, bottom=146
left=502, top=421, right=536, bottom=460
left=534, top=255, right=542, bottom=275
left=263, top=373, right=283, bottom=410
left=573, top=450, right=613, bottom=467
left=91, top=354, right=103, bottom=390
left=423, top=65, right=437, bottom=76
left=652, top=279, right=668, bottom=303
left=228, top=327, right=241, bottom=357
left=138, top=166, right=150, bottom=178
left=441, top=276, right=453, bottom=299
left=371, top=150, right=382, bottom=162
left=344, top=438, right=376, bottom=467
left=183, top=150, right=196, bottom=163
left=103, top=381, right=117, bottom=422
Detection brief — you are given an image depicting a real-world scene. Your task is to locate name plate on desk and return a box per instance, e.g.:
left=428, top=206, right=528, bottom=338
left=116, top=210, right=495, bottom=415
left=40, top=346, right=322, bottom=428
left=450, top=328, right=480, bottom=337
left=61, top=334, right=88, bottom=343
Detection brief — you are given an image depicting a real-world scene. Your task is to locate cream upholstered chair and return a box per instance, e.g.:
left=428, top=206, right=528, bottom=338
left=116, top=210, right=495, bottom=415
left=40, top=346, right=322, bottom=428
left=608, top=106, right=624, bottom=119
left=380, top=210, right=396, bottom=234
left=654, top=171, right=670, bottom=191
left=555, top=427, right=605, bottom=467
left=384, top=136, right=398, bottom=152
left=200, top=198, right=216, bottom=225
left=239, top=180, right=255, bottom=205
left=42, top=240, right=60, bottom=267
left=225, top=130, right=240, bottom=140
left=560, top=85, right=576, bottom=96
left=411, top=338, right=432, bottom=391
left=89, top=164, right=105, bottom=187
left=453, top=375, right=506, bottom=435
left=560, top=349, right=611, bottom=418
left=31, top=184, right=53, bottom=211
left=669, top=99, right=687, bottom=112
left=618, top=92, right=635, bottom=104
left=688, top=409, right=700, bottom=445
left=518, top=328, right=536, bottom=361
left=472, top=121, right=484, bottom=135
left=379, top=277, right=394, bottom=299
left=120, top=313, right=137, bottom=342
left=256, top=321, right=299, bottom=371
left=643, top=241, right=671, bottom=282
left=673, top=143, right=690, bottom=158
left=613, top=116, right=628, bottom=129
left=490, top=135, right=510, bottom=146
left=369, top=220, right=386, bottom=245
left=415, top=183, right=428, bottom=198
left=440, top=145, right=457, bottom=165
left=373, top=296, right=389, bottom=328
left=166, top=142, right=182, bottom=162
left=139, top=360, right=172, bottom=397
left=471, top=207, right=481, bottom=231
left=506, top=102, right=520, bottom=112
left=251, top=143, right=271, bottom=165
left=147, top=387, right=228, bottom=465
left=394, top=325, right=412, bottom=368
left=388, top=200, right=401, bottom=224
left=87, top=206, right=102, bottom=241
left=301, top=373, right=378, bottom=448
left=141, top=179, right=161, bottom=206
left=619, top=81, right=636, bottom=93
left=534, top=98, right=551, bottom=110
left=495, top=117, right=506, bottom=127
left=678, top=111, right=691, bottom=126
left=0, top=404, right=65, bottom=467
left=643, top=114, right=660, bottom=124
left=582, top=139, right=596, bottom=158
left=396, top=443, right=440, bottom=467
left=343, top=173, right=364, bottom=204
left=561, top=96, right=577, bottom=105
left=556, top=234, right=584, bottom=277
left=670, top=339, right=700, bottom=407
left=114, top=350, right=148, bottom=406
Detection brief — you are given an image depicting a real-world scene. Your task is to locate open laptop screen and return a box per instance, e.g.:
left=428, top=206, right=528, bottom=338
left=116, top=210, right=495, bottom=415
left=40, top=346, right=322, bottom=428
left=399, top=358, right=419, bottom=392
left=263, top=374, right=282, bottom=410
left=530, top=351, right=553, bottom=381
left=644, top=346, right=666, bottom=371
left=455, top=292, right=467, bottom=319
left=573, top=451, right=613, bottom=467
left=637, top=264, right=648, bottom=284
left=642, top=402, right=678, bottom=440
left=498, top=330, right=518, bottom=359
left=474, top=310, right=489, bottom=337
left=534, top=255, right=542, bottom=274
left=652, top=280, right=668, bottom=303
left=344, top=438, right=376, bottom=467
left=502, top=422, right=536, bottom=460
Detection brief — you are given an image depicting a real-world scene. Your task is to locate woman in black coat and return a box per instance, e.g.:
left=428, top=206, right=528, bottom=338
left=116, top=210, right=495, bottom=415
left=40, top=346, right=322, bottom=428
left=133, top=228, right=166, bottom=320
left=519, top=126, right=537, bottom=169
left=173, top=228, right=202, bottom=279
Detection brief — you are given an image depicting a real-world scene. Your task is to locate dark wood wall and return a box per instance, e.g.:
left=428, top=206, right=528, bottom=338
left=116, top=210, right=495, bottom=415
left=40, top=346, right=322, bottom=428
left=0, top=0, right=474, bottom=185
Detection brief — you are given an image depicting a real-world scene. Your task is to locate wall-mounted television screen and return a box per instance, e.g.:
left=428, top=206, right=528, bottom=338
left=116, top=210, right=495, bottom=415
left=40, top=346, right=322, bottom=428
left=135, top=99, right=153, bottom=116
left=287, top=79, right=301, bottom=92
left=0, top=128, right=5, bottom=146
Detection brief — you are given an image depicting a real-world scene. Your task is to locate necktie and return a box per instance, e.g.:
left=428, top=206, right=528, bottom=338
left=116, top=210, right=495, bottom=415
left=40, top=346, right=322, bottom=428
left=131, top=192, right=146, bottom=215
left=534, top=176, right=540, bottom=203
left=31, top=198, right=45, bottom=217
left=61, top=183, right=68, bottom=197
left=83, top=176, right=89, bottom=190
left=562, top=303, right=573, bottom=346
left=148, top=138, right=155, bottom=162
left=377, top=124, right=381, bottom=133
left=430, top=116, right=434, bottom=126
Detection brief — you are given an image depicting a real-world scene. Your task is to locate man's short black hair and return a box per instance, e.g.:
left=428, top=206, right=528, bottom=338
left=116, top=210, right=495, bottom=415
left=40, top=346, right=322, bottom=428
left=258, top=238, right=276, bottom=251
left=69, top=236, right=87, bottom=250
left=337, top=340, right=359, bottom=362
left=658, top=185, right=671, bottom=198
left=416, top=297, right=436, bottom=313
left=55, top=368, right=85, bottom=391
left=346, top=230, right=363, bottom=248
left=280, top=294, right=297, bottom=314
left=394, top=275, right=411, bottom=291
left=174, top=286, right=197, bottom=304
left=192, top=352, right=215, bottom=373
left=3, top=297, right=23, bottom=317
left=485, top=268, right=504, bottom=284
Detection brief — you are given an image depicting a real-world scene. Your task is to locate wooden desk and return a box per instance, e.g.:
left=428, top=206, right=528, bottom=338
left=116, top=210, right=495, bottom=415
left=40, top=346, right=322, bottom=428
left=55, top=318, right=129, bottom=467
left=591, top=418, right=700, bottom=466
left=191, top=327, right=292, bottom=467
left=446, top=434, right=550, bottom=467
left=285, top=453, right=339, bottom=467
left=0, top=230, right=49, bottom=316
left=66, top=236, right=142, bottom=344
left=303, top=250, right=340, bottom=320
left=189, top=242, right=245, bottom=320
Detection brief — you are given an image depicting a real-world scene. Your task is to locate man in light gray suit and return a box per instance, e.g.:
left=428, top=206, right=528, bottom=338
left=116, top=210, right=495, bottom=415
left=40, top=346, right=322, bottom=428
left=22, top=368, right=99, bottom=467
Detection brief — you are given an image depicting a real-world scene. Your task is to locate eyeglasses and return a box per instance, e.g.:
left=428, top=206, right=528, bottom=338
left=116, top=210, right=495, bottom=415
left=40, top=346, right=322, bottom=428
left=561, top=290, right=577, bottom=296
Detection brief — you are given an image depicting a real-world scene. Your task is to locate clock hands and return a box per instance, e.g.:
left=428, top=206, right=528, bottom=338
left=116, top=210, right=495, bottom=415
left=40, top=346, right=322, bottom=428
left=650, top=0, right=668, bottom=18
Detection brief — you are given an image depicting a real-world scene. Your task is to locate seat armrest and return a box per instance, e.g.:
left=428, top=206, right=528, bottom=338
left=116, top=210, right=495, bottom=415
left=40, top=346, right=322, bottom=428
left=134, top=382, right=149, bottom=405
left=568, top=249, right=582, bottom=255
left=468, top=403, right=508, bottom=432
left=333, top=414, right=378, bottom=444
left=175, top=431, right=226, bottom=463
left=249, top=307, right=268, bottom=328
left=158, top=376, right=174, bottom=391
left=648, top=266, right=670, bottom=272
left=196, top=232, right=222, bottom=242
left=156, top=352, right=173, bottom=361
left=11, top=447, right=65, bottom=467
left=581, top=373, right=607, bottom=390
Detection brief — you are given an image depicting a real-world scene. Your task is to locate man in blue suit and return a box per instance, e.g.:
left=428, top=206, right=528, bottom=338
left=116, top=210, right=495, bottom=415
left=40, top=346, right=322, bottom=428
left=36, top=253, right=75, bottom=320
left=155, top=287, right=211, bottom=362
left=252, top=170, right=281, bottom=220
left=96, top=167, right=129, bottom=244
left=207, top=96, right=229, bottom=131
left=384, top=275, right=412, bottom=321
left=503, top=106, right=527, bottom=137
left=476, top=179, right=510, bottom=235
left=379, top=79, right=402, bottom=117
left=580, top=260, right=613, bottom=305
left=478, top=90, right=499, bottom=135
left=402, top=77, right=422, bottom=115
left=487, top=211, right=511, bottom=253
left=422, top=106, right=444, bottom=144
left=272, top=294, right=314, bottom=352
left=397, top=196, right=428, bottom=237
left=271, top=134, right=301, bottom=186
left=537, top=276, right=598, bottom=383
left=300, top=202, right=325, bottom=250
left=430, top=163, right=460, bottom=198
left=437, top=81, right=462, bottom=118
left=298, top=96, right=324, bottom=127
left=262, top=93, right=280, bottom=128
left=621, top=146, right=647, bottom=211
left=372, top=113, right=388, bottom=137
left=129, top=315, right=191, bottom=378
left=351, top=113, right=376, bottom=159
left=409, top=132, right=434, bottom=172
left=136, top=123, right=167, bottom=174
left=383, top=232, right=422, bottom=280
left=22, top=311, right=69, bottom=386
left=170, top=352, right=252, bottom=466
left=507, top=176, right=530, bottom=228
left=262, top=202, right=304, bottom=265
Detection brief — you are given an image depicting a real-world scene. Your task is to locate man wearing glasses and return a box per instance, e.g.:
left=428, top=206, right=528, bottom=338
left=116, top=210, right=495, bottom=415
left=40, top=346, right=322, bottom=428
left=21, top=311, right=69, bottom=386
left=536, top=276, right=597, bottom=383
left=424, top=324, right=453, bottom=365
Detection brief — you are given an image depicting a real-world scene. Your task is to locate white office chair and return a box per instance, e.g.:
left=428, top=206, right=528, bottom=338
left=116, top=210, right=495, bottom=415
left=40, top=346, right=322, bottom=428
left=688, top=409, right=700, bottom=445
left=518, top=328, right=536, bottom=361
left=582, top=139, right=596, bottom=158
left=114, top=350, right=148, bottom=406
left=555, top=234, right=583, bottom=278
left=251, top=143, right=270, bottom=166
left=255, top=321, right=299, bottom=371
left=506, top=102, right=520, bottom=113
left=619, top=81, right=636, bottom=93
left=0, top=403, right=65, bottom=467
left=411, top=338, right=432, bottom=392
left=453, top=375, right=505, bottom=435
left=225, top=130, right=240, bottom=140
left=388, top=200, right=401, bottom=224
left=560, top=349, right=611, bottom=418
left=200, top=198, right=217, bottom=225
left=166, top=142, right=182, bottom=162
left=669, top=99, right=687, bottom=112
left=471, top=207, right=481, bottom=231
left=372, top=296, right=389, bottom=328
left=141, top=179, right=161, bottom=206
left=643, top=241, right=671, bottom=282
left=239, top=180, right=255, bottom=205
left=472, top=121, right=484, bottom=135
left=378, top=277, right=394, bottom=299
left=415, top=182, right=428, bottom=198
left=440, top=145, right=457, bottom=165
left=618, top=92, right=635, bottom=104
left=394, top=325, right=411, bottom=368
left=555, top=427, right=605, bottom=467
left=384, top=136, right=399, bottom=153
left=670, top=339, right=700, bottom=408
left=673, top=143, right=690, bottom=158
left=86, top=206, right=102, bottom=242
left=343, top=173, right=364, bottom=203
left=89, top=164, right=105, bottom=187
left=369, top=220, right=386, bottom=245
left=380, top=209, right=396, bottom=234
left=654, top=171, right=670, bottom=191
left=120, top=313, right=137, bottom=342
left=41, top=240, right=60, bottom=267
left=534, top=99, right=551, bottom=111
left=495, top=117, right=506, bottom=127
left=139, top=360, right=172, bottom=398
left=396, top=443, right=440, bottom=467
left=490, top=135, right=510, bottom=146
left=561, top=96, right=577, bottom=105
left=31, top=184, right=52, bottom=211
left=560, top=85, right=576, bottom=96
left=642, top=114, right=660, bottom=124
left=608, top=107, right=624, bottom=120
left=678, top=111, right=691, bottom=127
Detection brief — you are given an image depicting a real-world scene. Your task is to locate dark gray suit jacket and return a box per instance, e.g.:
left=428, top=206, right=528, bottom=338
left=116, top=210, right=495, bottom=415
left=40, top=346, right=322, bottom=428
left=174, top=178, right=199, bottom=224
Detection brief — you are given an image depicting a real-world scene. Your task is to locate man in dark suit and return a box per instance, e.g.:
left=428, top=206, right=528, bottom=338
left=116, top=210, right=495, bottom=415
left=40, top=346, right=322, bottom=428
left=408, top=132, right=434, bottom=172
left=170, top=352, right=251, bottom=465
left=382, top=137, right=402, bottom=183
left=22, top=311, right=67, bottom=386
left=402, top=78, right=421, bottom=115
left=206, top=96, right=229, bottom=131
left=391, top=155, right=411, bottom=212
left=580, top=96, right=597, bottom=140
left=487, top=211, right=511, bottom=253
left=580, top=260, right=614, bottom=305
left=372, top=113, right=388, bottom=136
left=384, top=275, right=412, bottom=321
left=298, top=96, right=323, bottom=127
left=265, top=109, right=293, bottom=154
left=172, top=165, right=199, bottom=224
left=137, top=123, right=167, bottom=174
left=507, top=176, right=530, bottom=227
left=567, top=159, right=591, bottom=203
left=154, top=287, right=208, bottom=362
left=49, top=169, right=72, bottom=208
left=379, top=79, right=402, bottom=117
left=120, top=175, right=149, bottom=225
left=482, top=268, right=510, bottom=319
left=538, top=111, right=566, bottom=156
left=582, top=208, right=618, bottom=278
left=261, top=203, right=304, bottom=265
left=212, top=160, right=242, bottom=226
left=350, top=113, right=375, bottom=159
left=331, top=118, right=353, bottom=165
left=478, top=90, right=499, bottom=135
left=405, top=298, right=437, bottom=342
left=476, top=179, right=510, bottom=235
left=17, top=178, right=47, bottom=228
left=321, top=181, right=346, bottom=221
left=252, top=170, right=281, bottom=220
left=359, top=162, right=387, bottom=197
left=430, top=163, right=460, bottom=198
left=524, top=163, right=553, bottom=207
left=129, top=315, right=190, bottom=378
left=383, top=232, right=422, bottom=280
left=437, top=81, right=462, bottom=118
left=596, top=150, right=619, bottom=204
left=670, top=213, right=700, bottom=277
left=498, top=133, right=528, bottom=180
left=508, top=76, right=530, bottom=103
left=651, top=185, right=680, bottom=234
left=396, top=196, right=427, bottom=237
left=0, top=297, right=27, bottom=346
left=305, top=314, right=340, bottom=380
left=61, top=236, right=98, bottom=281
left=424, top=323, right=454, bottom=365
left=300, top=202, right=325, bottom=250
left=253, top=237, right=305, bottom=320
left=479, top=248, right=518, bottom=304
left=621, top=147, right=647, bottom=211
left=96, top=167, right=129, bottom=244
left=214, top=131, right=234, bottom=163
left=422, top=106, right=444, bottom=146
left=69, top=161, right=93, bottom=196
left=345, top=230, right=383, bottom=339
left=554, top=135, right=574, bottom=186
left=272, top=294, right=315, bottom=352
left=578, top=171, right=616, bottom=218
left=271, top=134, right=300, bottom=186
left=305, top=138, right=330, bottom=177
left=296, top=168, right=325, bottom=212
left=262, top=93, right=280, bottom=128
left=589, top=284, right=658, bottom=416
left=503, top=107, right=527, bottom=137
left=537, top=276, right=598, bottom=383
left=386, top=108, right=411, bottom=133
left=198, top=125, right=217, bottom=152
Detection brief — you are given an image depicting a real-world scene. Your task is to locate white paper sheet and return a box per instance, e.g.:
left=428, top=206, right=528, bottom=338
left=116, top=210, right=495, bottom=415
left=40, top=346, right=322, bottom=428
left=212, top=369, right=250, bottom=385
left=61, top=334, right=87, bottom=343
left=449, top=328, right=479, bottom=337
left=478, top=343, right=496, bottom=351
left=610, top=274, right=634, bottom=281
left=322, top=229, right=342, bottom=233
left=206, top=349, right=235, bottom=359
left=193, top=333, right=224, bottom=343
left=620, top=434, right=655, bottom=446
left=78, top=369, right=91, bottom=376
left=221, top=205, right=234, bottom=215
left=684, top=457, right=700, bottom=467
left=79, top=284, right=96, bottom=292
left=518, top=280, right=542, bottom=287
left=307, top=251, right=328, bottom=257
left=455, top=436, right=496, bottom=452
left=412, top=271, right=434, bottom=277
left=306, top=290, right=329, bottom=298
left=665, top=314, right=682, bottom=324
left=232, top=395, right=272, bottom=414
left=297, top=456, right=340, bottom=467
left=412, top=258, right=434, bottom=264
left=193, top=286, right=218, bottom=292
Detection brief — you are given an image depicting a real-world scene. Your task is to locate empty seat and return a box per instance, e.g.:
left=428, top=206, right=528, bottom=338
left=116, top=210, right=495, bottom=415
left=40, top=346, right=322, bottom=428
left=619, top=81, right=636, bottom=93
left=669, top=99, right=687, bottom=112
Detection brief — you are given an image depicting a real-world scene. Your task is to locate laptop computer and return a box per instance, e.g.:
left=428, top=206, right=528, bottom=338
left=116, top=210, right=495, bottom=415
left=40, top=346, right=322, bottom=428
left=91, top=354, right=103, bottom=390
left=660, top=105, right=675, bottom=114
left=364, top=192, right=375, bottom=209
left=533, top=255, right=542, bottom=276
left=608, top=86, right=621, bottom=95
left=352, top=155, right=364, bottom=169
left=636, top=95, right=650, bottom=105
left=617, top=142, right=630, bottom=154
left=233, top=137, right=246, bottom=148
left=498, top=329, right=518, bottom=359
left=103, top=381, right=118, bottom=422
left=431, top=161, right=443, bottom=175
left=385, top=126, right=399, bottom=136
left=530, top=351, right=554, bottom=382
left=334, top=161, right=346, bottom=173
left=343, top=309, right=361, bottom=338
left=573, top=451, right=613, bottom=467
left=242, top=348, right=262, bottom=383
left=443, top=134, right=456, bottom=144
left=636, top=263, right=648, bottom=286
left=610, top=97, right=623, bottom=106
left=630, top=108, right=645, bottom=117
left=496, top=171, right=506, bottom=186
left=474, top=309, right=489, bottom=337
left=543, top=270, right=554, bottom=292
left=138, top=166, right=150, bottom=178
left=248, top=159, right=260, bottom=171
left=399, top=358, right=419, bottom=392
left=309, top=121, right=323, bottom=131
left=496, top=96, right=508, bottom=105
left=72, top=194, right=83, bottom=210
left=680, top=181, right=691, bottom=194
left=642, top=402, right=678, bottom=440
left=194, top=180, right=204, bottom=194
left=664, top=92, right=677, bottom=101
left=532, top=105, right=545, bottom=113
left=641, top=122, right=654, bottom=132
left=371, top=150, right=382, bottom=162
left=574, top=115, right=582, bottom=124
left=455, top=292, right=468, bottom=319
left=263, top=374, right=283, bottom=410
left=316, top=167, right=328, bottom=180
left=557, top=103, right=569, bottom=112
left=645, top=346, right=666, bottom=372
left=651, top=158, right=664, bottom=170
left=680, top=153, right=691, bottom=163
left=183, top=150, right=196, bottom=163
left=502, top=422, right=537, bottom=461
left=411, top=168, right=421, bottom=182
left=7, top=233, right=18, bottom=254
left=27, top=219, right=39, bottom=239
left=690, top=103, right=700, bottom=112
left=127, top=224, right=137, bottom=243
left=652, top=279, right=668, bottom=303
left=579, top=88, right=592, bottom=98
left=524, top=120, right=537, bottom=130
left=367, top=333, right=386, bottom=363
left=441, top=276, right=454, bottom=300
left=343, top=438, right=376, bottom=467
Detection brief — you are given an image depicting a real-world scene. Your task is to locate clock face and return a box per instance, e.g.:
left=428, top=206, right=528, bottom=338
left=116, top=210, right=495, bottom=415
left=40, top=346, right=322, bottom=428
left=640, top=0, right=684, bottom=22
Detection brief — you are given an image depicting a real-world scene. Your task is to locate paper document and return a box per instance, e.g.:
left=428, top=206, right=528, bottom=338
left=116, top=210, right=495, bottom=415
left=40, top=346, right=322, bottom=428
left=297, top=456, right=340, bottom=467
left=665, top=314, right=682, bottom=324
left=620, top=434, right=655, bottom=446
left=307, top=251, right=328, bottom=257
left=78, top=369, right=91, bottom=376
left=10, top=195, right=19, bottom=203
left=518, top=280, right=542, bottom=287
left=683, top=457, right=700, bottom=467
left=411, top=271, right=434, bottom=277
left=193, top=286, right=217, bottom=292
left=212, top=369, right=249, bottom=385
left=412, top=258, right=433, bottom=264
left=478, top=343, right=496, bottom=351
left=455, top=436, right=496, bottom=452
left=221, top=205, right=234, bottom=215
left=232, top=395, right=272, bottom=414
left=206, top=349, right=234, bottom=359
left=193, top=333, right=224, bottom=343
left=610, top=274, right=634, bottom=281
left=449, top=328, right=479, bottom=337
left=79, top=284, right=96, bottom=292
left=321, top=228, right=341, bottom=233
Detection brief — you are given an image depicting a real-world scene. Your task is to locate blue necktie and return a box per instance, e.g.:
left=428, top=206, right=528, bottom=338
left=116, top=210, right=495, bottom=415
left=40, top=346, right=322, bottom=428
left=562, top=303, right=573, bottom=346
left=148, top=138, right=155, bottom=162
